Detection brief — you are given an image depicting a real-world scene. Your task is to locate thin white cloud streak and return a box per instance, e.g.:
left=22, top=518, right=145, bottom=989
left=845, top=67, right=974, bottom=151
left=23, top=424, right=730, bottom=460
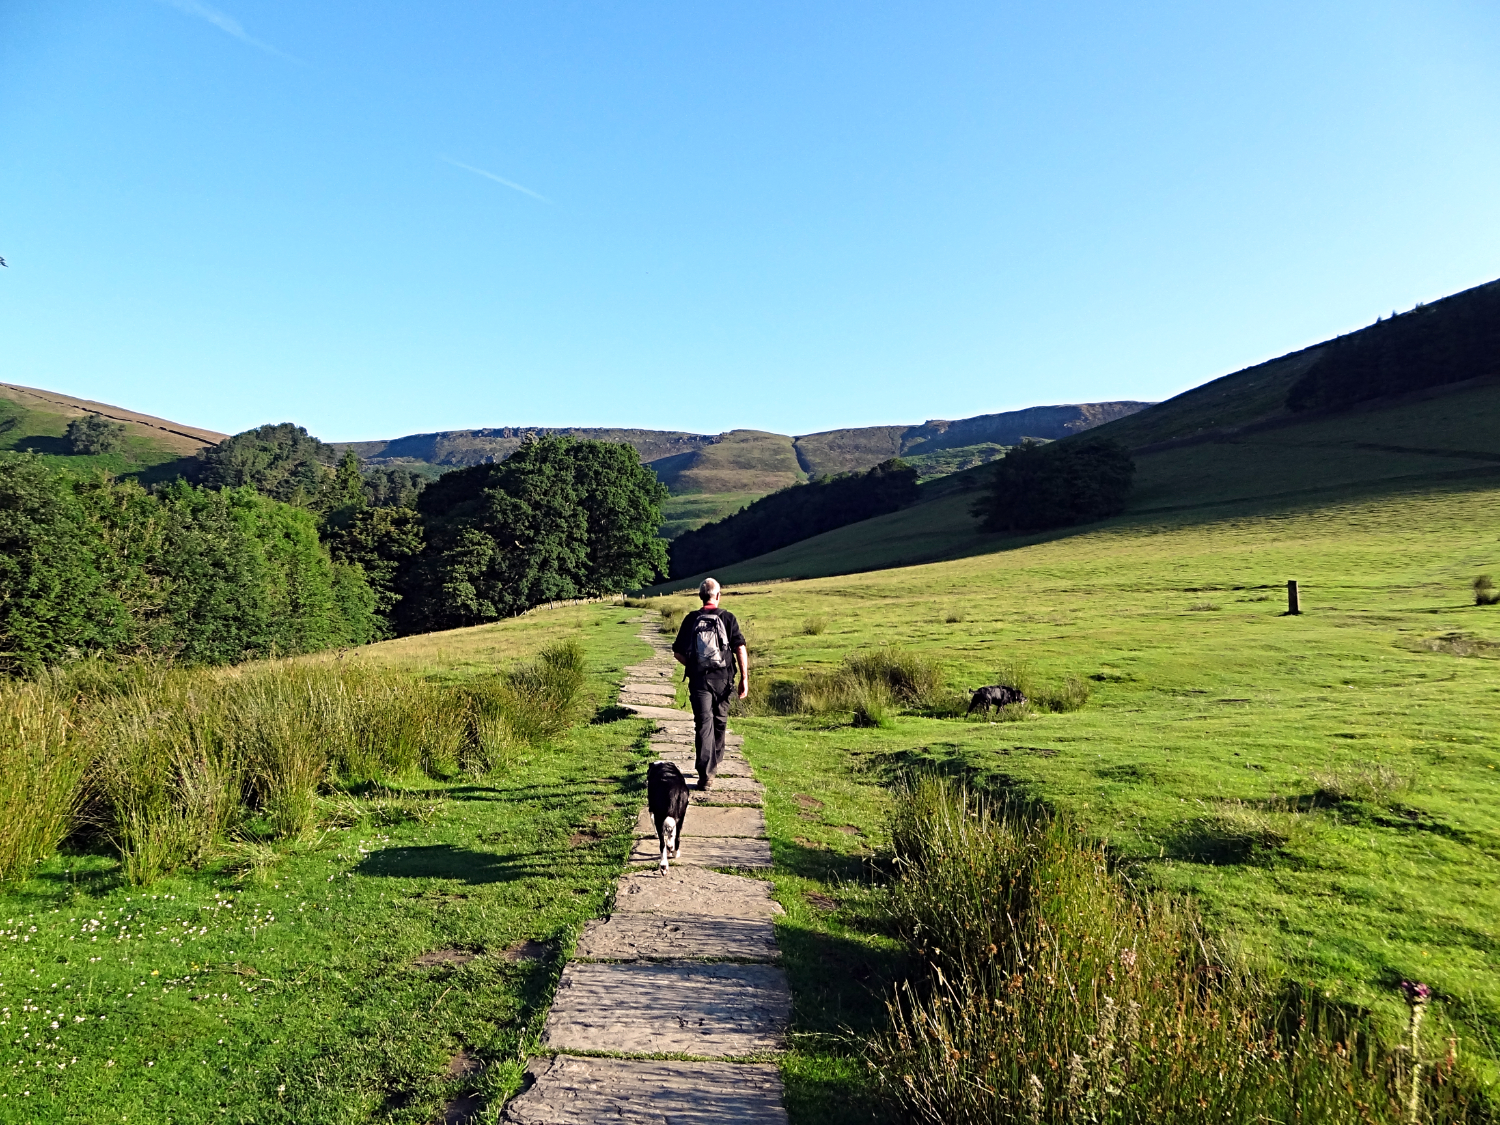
left=155, top=0, right=303, bottom=63
left=442, top=157, right=552, bottom=203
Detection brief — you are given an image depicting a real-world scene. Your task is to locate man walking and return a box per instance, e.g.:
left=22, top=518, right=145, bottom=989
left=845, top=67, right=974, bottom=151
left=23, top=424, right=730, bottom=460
left=672, top=578, right=749, bottom=790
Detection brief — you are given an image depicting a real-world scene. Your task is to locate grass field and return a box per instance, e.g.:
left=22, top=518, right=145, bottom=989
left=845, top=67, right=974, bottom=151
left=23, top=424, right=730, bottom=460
left=655, top=476, right=1500, bottom=1091
left=0, top=608, right=656, bottom=1123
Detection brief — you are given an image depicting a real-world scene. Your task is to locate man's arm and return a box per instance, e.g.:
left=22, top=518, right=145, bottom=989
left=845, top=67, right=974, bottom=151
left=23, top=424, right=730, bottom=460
left=735, top=644, right=749, bottom=699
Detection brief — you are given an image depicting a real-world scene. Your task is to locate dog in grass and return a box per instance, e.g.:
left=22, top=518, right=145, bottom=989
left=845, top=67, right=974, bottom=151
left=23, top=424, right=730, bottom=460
left=966, top=684, right=1026, bottom=717
left=647, top=761, right=691, bottom=874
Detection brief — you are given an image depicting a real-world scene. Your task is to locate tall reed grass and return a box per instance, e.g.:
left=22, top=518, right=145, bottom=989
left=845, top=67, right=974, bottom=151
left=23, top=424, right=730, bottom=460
left=0, top=641, right=588, bottom=884
left=871, top=777, right=1491, bottom=1124
left=752, top=647, right=950, bottom=726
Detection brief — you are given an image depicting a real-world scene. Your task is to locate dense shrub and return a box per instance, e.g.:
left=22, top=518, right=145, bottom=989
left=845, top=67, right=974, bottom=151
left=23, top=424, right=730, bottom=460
left=1474, top=575, right=1499, bottom=607
left=972, top=438, right=1135, bottom=533
left=65, top=414, right=126, bottom=455
left=669, top=459, right=919, bottom=579
left=872, top=776, right=1492, bottom=1125
left=0, top=454, right=378, bottom=675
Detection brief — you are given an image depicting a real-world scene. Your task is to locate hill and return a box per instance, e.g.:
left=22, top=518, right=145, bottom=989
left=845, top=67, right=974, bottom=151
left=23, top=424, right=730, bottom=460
left=339, top=400, right=1148, bottom=537
left=0, top=382, right=227, bottom=483
left=649, top=279, right=1500, bottom=591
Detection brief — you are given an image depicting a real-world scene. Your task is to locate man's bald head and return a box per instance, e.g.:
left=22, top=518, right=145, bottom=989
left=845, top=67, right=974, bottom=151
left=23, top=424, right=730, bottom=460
left=699, top=578, right=721, bottom=604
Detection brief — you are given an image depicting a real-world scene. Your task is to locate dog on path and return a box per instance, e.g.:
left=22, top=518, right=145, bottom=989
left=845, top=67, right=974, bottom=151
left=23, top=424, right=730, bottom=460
left=966, top=684, right=1026, bottom=717
left=646, top=761, right=691, bottom=874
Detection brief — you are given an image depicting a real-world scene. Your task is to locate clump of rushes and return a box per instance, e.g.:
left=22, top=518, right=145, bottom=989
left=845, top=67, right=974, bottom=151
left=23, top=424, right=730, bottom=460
left=1473, top=576, right=1499, bottom=606
left=870, top=776, right=1491, bottom=1125
left=748, top=646, right=947, bottom=723
left=0, top=678, right=87, bottom=882
left=995, top=659, right=1090, bottom=713
left=802, top=615, right=828, bottom=636
left=0, top=645, right=589, bottom=885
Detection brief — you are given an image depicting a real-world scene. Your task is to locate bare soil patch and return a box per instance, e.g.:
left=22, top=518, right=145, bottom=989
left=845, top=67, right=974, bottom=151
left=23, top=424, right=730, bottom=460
left=504, top=939, right=552, bottom=962
left=444, top=1048, right=485, bottom=1079
left=413, top=948, right=478, bottom=968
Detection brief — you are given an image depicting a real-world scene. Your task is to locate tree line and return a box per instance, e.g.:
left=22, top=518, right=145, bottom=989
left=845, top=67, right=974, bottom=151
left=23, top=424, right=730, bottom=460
left=1, top=426, right=667, bottom=674
left=668, top=459, right=919, bottom=579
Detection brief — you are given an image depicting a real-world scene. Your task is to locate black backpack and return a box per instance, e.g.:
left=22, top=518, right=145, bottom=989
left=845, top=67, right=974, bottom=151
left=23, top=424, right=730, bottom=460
left=690, top=611, right=731, bottom=671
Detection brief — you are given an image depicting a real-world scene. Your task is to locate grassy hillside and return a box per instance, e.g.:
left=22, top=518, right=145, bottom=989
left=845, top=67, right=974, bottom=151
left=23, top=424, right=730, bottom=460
left=650, top=428, right=806, bottom=495
left=658, top=491, right=764, bottom=539
left=652, top=372, right=1500, bottom=591
left=640, top=477, right=1500, bottom=1080
left=0, top=382, right=224, bottom=484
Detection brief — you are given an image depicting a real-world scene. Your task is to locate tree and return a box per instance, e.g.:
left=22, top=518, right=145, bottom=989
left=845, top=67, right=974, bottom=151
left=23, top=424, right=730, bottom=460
left=971, top=439, right=1135, bottom=533
left=669, top=458, right=917, bottom=578
left=196, top=423, right=338, bottom=506
left=0, top=455, right=127, bottom=674
left=400, top=436, right=667, bottom=632
left=326, top=506, right=425, bottom=625
left=65, top=414, right=127, bottom=455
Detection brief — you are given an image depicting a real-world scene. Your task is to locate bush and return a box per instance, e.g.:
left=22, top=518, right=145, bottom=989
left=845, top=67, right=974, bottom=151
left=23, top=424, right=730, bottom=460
left=971, top=438, right=1135, bottom=533
left=802, top=615, right=828, bottom=635
left=872, top=776, right=1491, bottom=1125
left=1474, top=575, right=1499, bottom=606
left=65, top=414, right=126, bottom=455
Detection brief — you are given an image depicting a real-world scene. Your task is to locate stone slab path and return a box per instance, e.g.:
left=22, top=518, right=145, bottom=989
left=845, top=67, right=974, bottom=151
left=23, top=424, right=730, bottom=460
left=504, top=620, right=789, bottom=1125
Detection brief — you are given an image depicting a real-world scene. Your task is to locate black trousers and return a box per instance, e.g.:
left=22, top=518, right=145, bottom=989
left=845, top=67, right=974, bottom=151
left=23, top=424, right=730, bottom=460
left=688, top=669, right=734, bottom=785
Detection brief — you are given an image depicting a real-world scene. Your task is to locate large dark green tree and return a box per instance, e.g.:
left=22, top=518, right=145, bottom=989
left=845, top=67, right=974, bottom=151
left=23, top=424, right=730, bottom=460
left=399, top=435, right=667, bottom=632
left=196, top=423, right=338, bottom=506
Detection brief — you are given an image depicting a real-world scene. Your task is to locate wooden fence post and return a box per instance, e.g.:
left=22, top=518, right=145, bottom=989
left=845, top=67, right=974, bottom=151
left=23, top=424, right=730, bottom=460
left=1287, top=580, right=1300, bottom=616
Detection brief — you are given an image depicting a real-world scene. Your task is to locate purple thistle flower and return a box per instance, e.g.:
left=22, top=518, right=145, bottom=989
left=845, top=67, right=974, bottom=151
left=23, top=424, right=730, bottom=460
left=1400, top=981, right=1431, bottom=1005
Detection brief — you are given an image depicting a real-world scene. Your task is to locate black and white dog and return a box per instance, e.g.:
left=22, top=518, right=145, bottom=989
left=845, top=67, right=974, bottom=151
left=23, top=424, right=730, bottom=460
left=966, top=684, right=1027, bottom=717
left=646, top=761, right=691, bottom=874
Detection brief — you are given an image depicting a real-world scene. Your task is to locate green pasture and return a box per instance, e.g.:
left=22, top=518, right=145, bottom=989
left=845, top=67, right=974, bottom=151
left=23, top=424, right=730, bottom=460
left=658, top=491, right=765, bottom=539
left=697, top=478, right=1500, bottom=1080
left=0, top=610, right=655, bottom=1123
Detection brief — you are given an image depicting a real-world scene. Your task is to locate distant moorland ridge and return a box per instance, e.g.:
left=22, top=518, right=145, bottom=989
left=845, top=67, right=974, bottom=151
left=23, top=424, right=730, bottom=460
left=334, top=400, right=1152, bottom=488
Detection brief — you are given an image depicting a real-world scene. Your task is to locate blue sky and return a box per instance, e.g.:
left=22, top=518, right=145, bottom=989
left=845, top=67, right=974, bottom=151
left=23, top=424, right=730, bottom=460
left=2, top=1, right=1498, bottom=441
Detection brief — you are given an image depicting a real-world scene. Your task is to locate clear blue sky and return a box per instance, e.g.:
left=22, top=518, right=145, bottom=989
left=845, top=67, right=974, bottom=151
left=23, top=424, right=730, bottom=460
left=3, top=1, right=1498, bottom=441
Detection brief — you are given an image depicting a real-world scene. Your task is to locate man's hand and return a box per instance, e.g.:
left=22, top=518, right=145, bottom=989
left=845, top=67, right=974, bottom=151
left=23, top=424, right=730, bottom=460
left=737, top=677, right=749, bottom=700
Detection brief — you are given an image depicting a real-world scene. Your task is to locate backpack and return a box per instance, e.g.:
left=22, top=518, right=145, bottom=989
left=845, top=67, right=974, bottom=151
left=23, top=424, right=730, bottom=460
left=690, top=611, right=731, bottom=671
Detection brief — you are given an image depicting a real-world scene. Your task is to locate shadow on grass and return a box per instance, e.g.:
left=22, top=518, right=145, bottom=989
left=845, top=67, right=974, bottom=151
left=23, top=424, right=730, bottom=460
left=356, top=845, right=615, bottom=883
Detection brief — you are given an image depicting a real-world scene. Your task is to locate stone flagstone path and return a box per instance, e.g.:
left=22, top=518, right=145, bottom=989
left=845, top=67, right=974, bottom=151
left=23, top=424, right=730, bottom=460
left=502, top=620, right=790, bottom=1125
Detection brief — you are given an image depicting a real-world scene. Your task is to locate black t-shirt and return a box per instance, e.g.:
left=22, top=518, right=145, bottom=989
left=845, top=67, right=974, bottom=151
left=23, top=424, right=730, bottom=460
left=673, top=607, right=747, bottom=675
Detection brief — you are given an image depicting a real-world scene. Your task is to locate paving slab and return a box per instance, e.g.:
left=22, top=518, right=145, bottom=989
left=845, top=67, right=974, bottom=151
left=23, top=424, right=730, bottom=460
left=576, top=913, right=779, bottom=961
left=621, top=703, right=696, bottom=721
left=542, top=963, right=791, bottom=1056
left=691, top=791, right=763, bottom=807
left=628, top=836, right=773, bottom=869
left=621, top=684, right=676, bottom=697
left=504, top=1054, right=788, bottom=1125
left=635, top=805, right=764, bottom=838
left=610, top=865, right=780, bottom=915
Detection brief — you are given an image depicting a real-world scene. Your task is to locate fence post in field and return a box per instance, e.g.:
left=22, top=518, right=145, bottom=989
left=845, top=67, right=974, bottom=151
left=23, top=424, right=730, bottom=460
left=1287, top=580, right=1300, bottom=616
